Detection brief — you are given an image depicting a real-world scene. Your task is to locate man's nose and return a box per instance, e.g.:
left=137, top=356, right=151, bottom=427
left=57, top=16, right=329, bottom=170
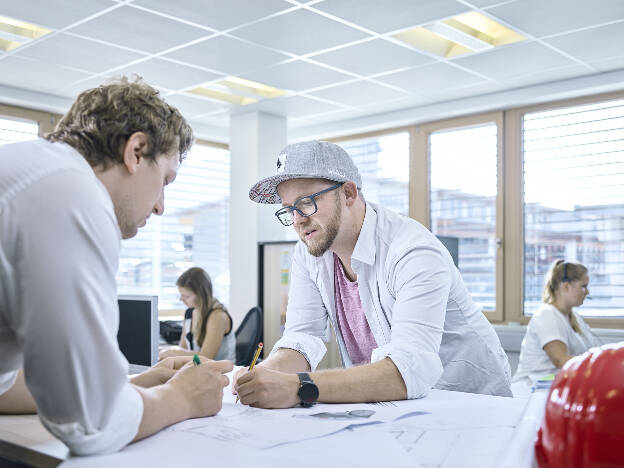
left=153, top=192, right=164, bottom=216
left=292, top=210, right=308, bottom=226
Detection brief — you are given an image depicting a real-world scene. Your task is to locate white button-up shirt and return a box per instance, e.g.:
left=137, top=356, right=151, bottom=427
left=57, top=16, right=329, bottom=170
left=0, top=140, right=143, bottom=455
left=272, top=202, right=512, bottom=398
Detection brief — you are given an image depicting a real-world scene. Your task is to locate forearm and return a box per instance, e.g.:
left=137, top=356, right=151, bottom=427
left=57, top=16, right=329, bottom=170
left=132, top=385, right=190, bottom=442
left=0, top=370, right=37, bottom=414
left=312, top=358, right=407, bottom=403
left=260, top=348, right=311, bottom=373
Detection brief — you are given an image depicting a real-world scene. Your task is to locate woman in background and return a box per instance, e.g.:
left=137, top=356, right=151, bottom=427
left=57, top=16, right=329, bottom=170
left=512, top=260, right=600, bottom=390
left=159, top=267, right=236, bottom=362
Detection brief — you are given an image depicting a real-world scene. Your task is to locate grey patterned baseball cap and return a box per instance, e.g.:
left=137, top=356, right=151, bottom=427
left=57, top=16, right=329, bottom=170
left=249, top=140, right=362, bottom=204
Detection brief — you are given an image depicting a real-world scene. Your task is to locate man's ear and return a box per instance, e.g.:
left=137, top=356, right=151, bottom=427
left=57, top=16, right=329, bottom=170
left=122, top=132, right=149, bottom=174
left=343, top=181, right=358, bottom=206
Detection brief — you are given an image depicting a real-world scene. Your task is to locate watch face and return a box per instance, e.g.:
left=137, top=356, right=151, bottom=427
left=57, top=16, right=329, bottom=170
left=298, top=382, right=319, bottom=404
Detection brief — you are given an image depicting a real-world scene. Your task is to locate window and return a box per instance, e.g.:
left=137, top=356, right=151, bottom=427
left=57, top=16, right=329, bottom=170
left=429, top=122, right=500, bottom=313
left=117, top=143, right=230, bottom=311
left=338, top=132, right=410, bottom=216
left=523, top=98, right=624, bottom=317
left=0, top=116, right=38, bottom=145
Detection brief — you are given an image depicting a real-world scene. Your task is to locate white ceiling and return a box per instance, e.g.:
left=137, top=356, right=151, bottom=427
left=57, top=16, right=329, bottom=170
left=1, top=0, right=624, bottom=142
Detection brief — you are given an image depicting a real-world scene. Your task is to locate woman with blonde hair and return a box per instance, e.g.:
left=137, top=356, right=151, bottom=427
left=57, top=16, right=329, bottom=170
left=512, top=260, right=600, bottom=389
left=159, top=267, right=236, bottom=361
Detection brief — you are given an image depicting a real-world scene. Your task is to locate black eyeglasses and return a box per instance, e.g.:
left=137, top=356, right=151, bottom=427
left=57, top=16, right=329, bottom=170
left=562, top=262, right=569, bottom=282
left=275, top=183, right=343, bottom=226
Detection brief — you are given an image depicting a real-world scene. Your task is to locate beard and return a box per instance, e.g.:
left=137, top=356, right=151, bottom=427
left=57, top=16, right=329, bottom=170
left=302, top=198, right=341, bottom=257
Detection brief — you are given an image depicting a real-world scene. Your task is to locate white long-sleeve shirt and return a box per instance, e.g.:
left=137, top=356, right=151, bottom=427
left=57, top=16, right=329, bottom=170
left=272, top=202, right=512, bottom=398
left=0, top=139, right=143, bottom=455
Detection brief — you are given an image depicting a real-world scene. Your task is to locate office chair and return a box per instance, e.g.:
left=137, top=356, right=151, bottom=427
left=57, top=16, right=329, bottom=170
left=234, top=306, right=263, bottom=366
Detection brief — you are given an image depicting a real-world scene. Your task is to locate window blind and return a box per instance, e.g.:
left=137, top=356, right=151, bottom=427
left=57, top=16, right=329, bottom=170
left=523, top=99, right=624, bottom=317
left=0, top=116, right=38, bottom=145
left=117, top=144, right=230, bottom=311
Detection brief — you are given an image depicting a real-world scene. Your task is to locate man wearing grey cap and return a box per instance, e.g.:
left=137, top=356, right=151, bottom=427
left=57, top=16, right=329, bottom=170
left=235, top=140, right=511, bottom=408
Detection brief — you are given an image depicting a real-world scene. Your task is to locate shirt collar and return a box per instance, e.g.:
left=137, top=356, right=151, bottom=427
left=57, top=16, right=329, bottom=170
left=351, top=202, right=376, bottom=266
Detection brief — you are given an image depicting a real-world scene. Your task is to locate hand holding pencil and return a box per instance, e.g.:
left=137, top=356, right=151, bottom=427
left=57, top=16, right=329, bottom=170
left=235, top=342, right=263, bottom=404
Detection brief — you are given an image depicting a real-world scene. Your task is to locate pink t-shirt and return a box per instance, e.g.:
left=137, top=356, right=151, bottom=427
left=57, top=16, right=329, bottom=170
left=333, top=254, right=378, bottom=365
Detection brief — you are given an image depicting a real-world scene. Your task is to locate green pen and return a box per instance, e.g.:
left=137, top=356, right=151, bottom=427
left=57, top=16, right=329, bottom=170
left=193, top=354, right=201, bottom=366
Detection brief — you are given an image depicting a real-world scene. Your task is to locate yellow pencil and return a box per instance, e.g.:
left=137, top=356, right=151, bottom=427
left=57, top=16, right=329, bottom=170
left=235, top=342, right=263, bottom=404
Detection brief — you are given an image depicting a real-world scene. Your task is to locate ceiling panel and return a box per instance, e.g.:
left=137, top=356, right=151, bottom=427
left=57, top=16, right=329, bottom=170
left=164, top=93, right=227, bottom=118
left=306, top=80, right=409, bottom=106
left=0, top=56, right=91, bottom=94
left=310, top=39, right=433, bottom=77
left=132, top=0, right=291, bottom=31
left=502, top=64, right=592, bottom=87
left=232, top=8, right=369, bottom=55
left=314, top=0, right=469, bottom=33
left=114, top=58, right=223, bottom=90
left=236, top=95, right=343, bottom=118
left=486, top=0, right=624, bottom=38
left=545, top=22, right=624, bottom=65
left=0, top=0, right=113, bottom=29
left=68, top=6, right=208, bottom=53
left=14, top=33, right=145, bottom=73
left=468, top=0, right=509, bottom=7
left=242, top=60, right=353, bottom=92
left=294, top=108, right=367, bottom=125
left=419, top=81, right=508, bottom=102
left=165, top=36, right=289, bottom=75
left=453, top=41, right=578, bottom=82
left=57, top=75, right=117, bottom=99
left=358, top=95, right=432, bottom=114
left=189, top=110, right=229, bottom=128
left=376, top=62, right=486, bottom=95
left=590, top=56, right=624, bottom=73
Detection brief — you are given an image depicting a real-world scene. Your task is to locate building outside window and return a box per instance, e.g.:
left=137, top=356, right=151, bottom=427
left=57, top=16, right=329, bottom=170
left=523, top=99, right=624, bottom=317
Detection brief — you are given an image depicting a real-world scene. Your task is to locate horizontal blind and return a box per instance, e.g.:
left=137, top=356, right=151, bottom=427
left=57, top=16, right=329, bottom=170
left=117, top=144, right=230, bottom=311
left=339, top=132, right=409, bottom=216
left=523, top=98, right=624, bottom=317
left=0, top=116, right=38, bottom=145
left=429, top=123, right=498, bottom=312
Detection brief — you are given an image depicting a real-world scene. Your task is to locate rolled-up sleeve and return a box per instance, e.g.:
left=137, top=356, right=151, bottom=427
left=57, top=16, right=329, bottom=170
left=15, top=170, right=143, bottom=455
left=371, top=246, right=451, bottom=399
left=270, top=242, right=328, bottom=370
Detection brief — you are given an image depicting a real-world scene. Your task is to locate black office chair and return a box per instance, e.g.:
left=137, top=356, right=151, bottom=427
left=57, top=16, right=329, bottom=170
left=234, top=306, right=263, bottom=366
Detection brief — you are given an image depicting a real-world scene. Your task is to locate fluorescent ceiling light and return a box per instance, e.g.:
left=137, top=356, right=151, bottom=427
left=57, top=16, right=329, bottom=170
left=393, top=12, right=525, bottom=58
left=0, top=15, right=51, bottom=52
left=187, top=77, right=286, bottom=106
left=219, top=77, right=286, bottom=99
left=187, top=87, right=258, bottom=106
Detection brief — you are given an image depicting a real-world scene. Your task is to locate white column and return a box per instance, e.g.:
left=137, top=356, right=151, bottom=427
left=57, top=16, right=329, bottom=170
left=228, top=112, right=291, bottom=326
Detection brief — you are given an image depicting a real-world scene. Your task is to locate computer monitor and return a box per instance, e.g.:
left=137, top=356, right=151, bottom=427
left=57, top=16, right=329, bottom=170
left=435, top=235, right=459, bottom=267
left=117, top=295, right=159, bottom=368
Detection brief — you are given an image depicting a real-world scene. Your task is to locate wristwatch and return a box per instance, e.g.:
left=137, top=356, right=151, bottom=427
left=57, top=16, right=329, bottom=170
left=296, top=372, right=319, bottom=407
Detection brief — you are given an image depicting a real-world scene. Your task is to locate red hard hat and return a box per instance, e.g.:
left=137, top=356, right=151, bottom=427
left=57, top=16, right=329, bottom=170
left=535, top=342, right=624, bottom=468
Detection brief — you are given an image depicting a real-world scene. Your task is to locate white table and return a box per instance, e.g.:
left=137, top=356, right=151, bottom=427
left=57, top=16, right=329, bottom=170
left=0, top=389, right=546, bottom=468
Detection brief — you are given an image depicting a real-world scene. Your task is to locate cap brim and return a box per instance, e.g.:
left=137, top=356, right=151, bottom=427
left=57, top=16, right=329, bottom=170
left=249, top=174, right=315, bottom=204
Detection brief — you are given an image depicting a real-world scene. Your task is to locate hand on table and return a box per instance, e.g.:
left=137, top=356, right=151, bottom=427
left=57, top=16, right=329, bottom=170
left=158, top=348, right=192, bottom=361
left=130, top=356, right=193, bottom=388
left=235, top=366, right=300, bottom=408
left=168, top=358, right=233, bottom=418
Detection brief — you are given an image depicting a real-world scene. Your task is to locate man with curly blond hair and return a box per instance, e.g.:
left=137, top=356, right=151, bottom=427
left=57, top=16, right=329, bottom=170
left=0, top=77, right=232, bottom=455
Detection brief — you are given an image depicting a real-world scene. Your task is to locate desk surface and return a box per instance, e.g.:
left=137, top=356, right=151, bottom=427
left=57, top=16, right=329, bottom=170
left=0, top=389, right=545, bottom=468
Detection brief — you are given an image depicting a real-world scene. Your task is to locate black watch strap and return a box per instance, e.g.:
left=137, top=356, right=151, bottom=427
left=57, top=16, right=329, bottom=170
left=296, top=372, right=319, bottom=407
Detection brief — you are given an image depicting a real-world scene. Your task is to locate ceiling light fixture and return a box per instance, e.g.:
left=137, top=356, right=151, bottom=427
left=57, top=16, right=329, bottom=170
left=393, top=12, right=525, bottom=58
left=0, top=15, right=51, bottom=52
left=187, top=77, right=286, bottom=106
